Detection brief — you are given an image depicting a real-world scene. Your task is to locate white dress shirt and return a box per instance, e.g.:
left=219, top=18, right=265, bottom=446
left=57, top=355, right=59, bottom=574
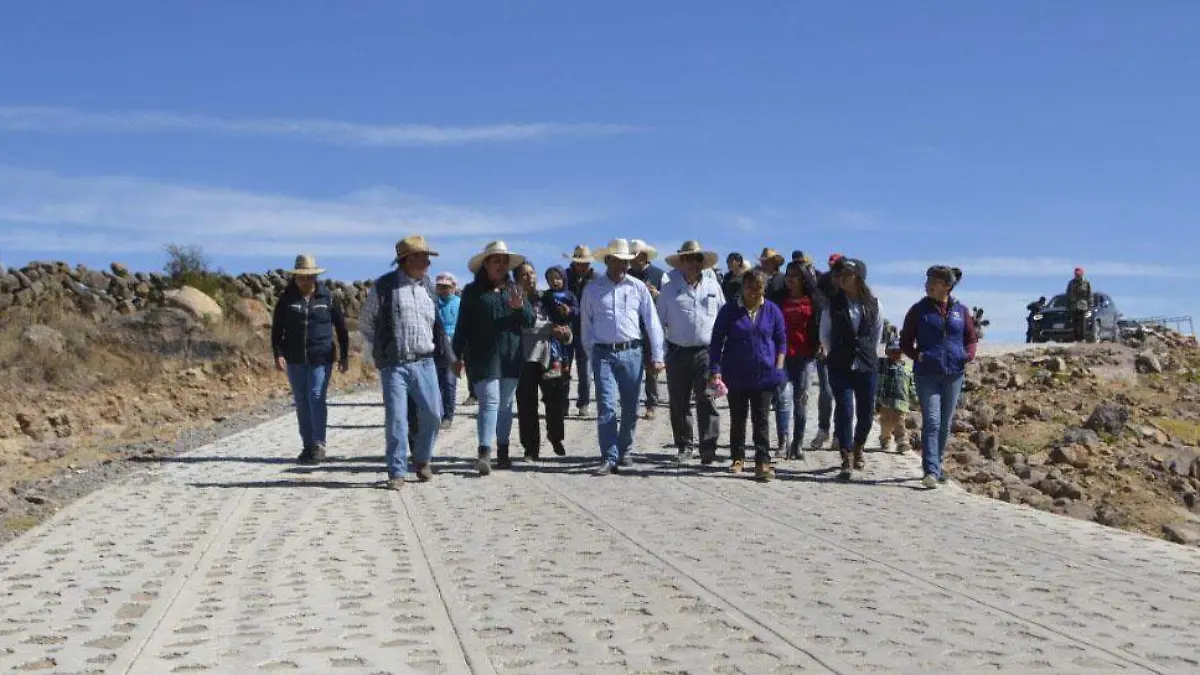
left=581, top=272, right=665, bottom=364
left=657, top=272, right=725, bottom=347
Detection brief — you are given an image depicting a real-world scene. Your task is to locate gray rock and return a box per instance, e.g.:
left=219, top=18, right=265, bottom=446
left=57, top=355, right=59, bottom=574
left=20, top=325, right=66, bottom=354
left=1086, top=403, right=1129, bottom=436
left=1050, top=445, right=1090, bottom=469
left=1063, top=427, right=1102, bottom=449
left=1135, top=351, right=1164, bottom=374
left=1162, top=523, right=1200, bottom=546
left=1063, top=501, right=1097, bottom=522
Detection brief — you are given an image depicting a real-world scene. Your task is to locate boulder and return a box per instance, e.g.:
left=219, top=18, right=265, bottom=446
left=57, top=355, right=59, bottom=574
left=1085, top=403, right=1129, bottom=436
left=1062, top=427, right=1102, bottom=450
left=164, top=286, right=223, bottom=323
left=972, top=405, right=996, bottom=430
left=231, top=297, right=271, bottom=329
left=1162, top=523, right=1200, bottom=547
left=1050, top=445, right=1090, bottom=469
left=19, top=325, right=66, bottom=354
left=1135, top=351, right=1164, bottom=374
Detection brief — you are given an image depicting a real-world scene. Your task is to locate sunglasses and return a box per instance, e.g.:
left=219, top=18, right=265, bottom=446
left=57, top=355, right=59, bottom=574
left=681, top=253, right=705, bottom=263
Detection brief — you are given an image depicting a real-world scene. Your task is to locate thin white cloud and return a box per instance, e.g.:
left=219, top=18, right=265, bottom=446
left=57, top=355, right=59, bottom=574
left=0, top=167, right=597, bottom=260
left=0, top=105, right=643, bottom=147
left=873, top=257, right=1196, bottom=279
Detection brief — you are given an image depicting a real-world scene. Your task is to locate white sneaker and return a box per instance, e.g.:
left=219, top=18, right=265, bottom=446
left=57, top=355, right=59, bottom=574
left=921, top=474, right=938, bottom=490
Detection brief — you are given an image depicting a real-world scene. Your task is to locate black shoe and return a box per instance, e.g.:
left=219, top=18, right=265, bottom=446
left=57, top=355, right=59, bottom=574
left=476, top=447, right=492, bottom=476
left=618, top=455, right=634, bottom=468
left=495, top=444, right=512, bottom=469
left=297, top=447, right=316, bottom=465
left=552, top=441, right=566, bottom=456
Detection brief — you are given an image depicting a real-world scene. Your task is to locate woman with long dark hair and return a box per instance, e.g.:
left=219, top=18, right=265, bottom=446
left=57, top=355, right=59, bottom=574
left=515, top=261, right=574, bottom=459
left=818, top=258, right=883, bottom=481
left=452, top=241, right=534, bottom=475
left=774, top=261, right=819, bottom=460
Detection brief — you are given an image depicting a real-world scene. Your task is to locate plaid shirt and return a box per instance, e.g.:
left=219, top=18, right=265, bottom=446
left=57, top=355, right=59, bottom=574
left=359, top=272, right=436, bottom=362
left=876, top=358, right=916, bottom=412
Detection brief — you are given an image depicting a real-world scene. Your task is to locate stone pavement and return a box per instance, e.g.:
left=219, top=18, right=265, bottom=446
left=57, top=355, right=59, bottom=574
left=2, top=380, right=1200, bottom=674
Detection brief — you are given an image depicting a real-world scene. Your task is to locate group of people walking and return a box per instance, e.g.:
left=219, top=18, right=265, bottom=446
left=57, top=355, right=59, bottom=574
left=269, top=235, right=980, bottom=491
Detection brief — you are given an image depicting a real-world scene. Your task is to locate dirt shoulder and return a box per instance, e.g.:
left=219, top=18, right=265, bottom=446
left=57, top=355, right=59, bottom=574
left=0, top=303, right=375, bottom=544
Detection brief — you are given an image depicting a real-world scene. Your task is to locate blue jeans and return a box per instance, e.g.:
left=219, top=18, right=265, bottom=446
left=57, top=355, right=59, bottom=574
left=593, top=344, right=644, bottom=465
left=286, top=363, right=332, bottom=450
left=573, top=340, right=591, bottom=408
left=437, top=365, right=457, bottom=422
left=380, top=358, right=442, bottom=478
left=815, top=357, right=833, bottom=432
left=828, top=367, right=878, bottom=451
left=774, top=356, right=814, bottom=444
left=915, top=373, right=965, bottom=479
left=474, top=378, right=519, bottom=452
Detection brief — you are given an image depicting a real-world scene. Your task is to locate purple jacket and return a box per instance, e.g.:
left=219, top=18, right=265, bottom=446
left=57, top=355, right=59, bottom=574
left=709, top=300, right=787, bottom=391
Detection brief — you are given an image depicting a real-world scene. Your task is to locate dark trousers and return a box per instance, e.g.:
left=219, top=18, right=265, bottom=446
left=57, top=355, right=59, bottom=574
left=728, top=388, right=773, bottom=464
left=666, top=344, right=719, bottom=457
left=641, top=330, right=660, bottom=409
left=1071, top=310, right=1088, bottom=341
left=829, top=367, right=878, bottom=451
left=572, top=340, right=591, bottom=408
left=517, top=361, right=569, bottom=458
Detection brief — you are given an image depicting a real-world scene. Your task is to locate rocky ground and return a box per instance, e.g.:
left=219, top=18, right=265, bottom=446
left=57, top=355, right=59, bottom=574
left=0, top=301, right=374, bottom=544
left=932, top=327, right=1200, bottom=546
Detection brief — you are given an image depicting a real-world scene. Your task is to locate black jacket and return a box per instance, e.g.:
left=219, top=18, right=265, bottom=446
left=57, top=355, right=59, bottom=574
left=826, top=291, right=879, bottom=374
left=271, top=284, right=350, bottom=366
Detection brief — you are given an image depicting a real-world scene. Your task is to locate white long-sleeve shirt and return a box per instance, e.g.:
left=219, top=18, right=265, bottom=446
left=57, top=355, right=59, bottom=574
left=819, top=298, right=885, bottom=370
left=656, top=273, right=725, bottom=348
left=581, top=272, right=665, bottom=364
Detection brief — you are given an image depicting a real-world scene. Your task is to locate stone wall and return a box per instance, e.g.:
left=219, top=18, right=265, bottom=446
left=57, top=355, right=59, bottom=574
left=0, top=261, right=374, bottom=322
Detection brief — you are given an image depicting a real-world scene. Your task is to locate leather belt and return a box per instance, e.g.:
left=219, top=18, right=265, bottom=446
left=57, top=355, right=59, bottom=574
left=596, top=341, right=641, bottom=352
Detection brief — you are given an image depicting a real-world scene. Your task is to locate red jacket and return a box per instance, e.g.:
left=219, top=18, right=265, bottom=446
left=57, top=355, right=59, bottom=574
left=779, top=296, right=817, bottom=359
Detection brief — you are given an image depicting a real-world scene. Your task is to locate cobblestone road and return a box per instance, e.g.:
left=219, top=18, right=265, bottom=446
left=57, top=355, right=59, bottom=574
left=2, top=378, right=1199, bottom=674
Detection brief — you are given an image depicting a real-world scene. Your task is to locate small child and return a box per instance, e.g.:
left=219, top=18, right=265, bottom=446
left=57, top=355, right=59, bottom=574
left=541, top=266, right=578, bottom=379
left=876, top=338, right=917, bottom=453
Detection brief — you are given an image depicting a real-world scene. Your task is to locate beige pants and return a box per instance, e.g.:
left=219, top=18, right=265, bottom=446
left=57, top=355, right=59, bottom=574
left=878, top=407, right=907, bottom=448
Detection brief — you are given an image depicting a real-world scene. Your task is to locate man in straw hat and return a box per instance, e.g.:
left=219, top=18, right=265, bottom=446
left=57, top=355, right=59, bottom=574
left=658, top=241, right=725, bottom=462
left=271, top=254, right=350, bottom=465
left=564, top=244, right=597, bottom=415
left=581, top=238, right=666, bottom=475
left=359, top=235, right=452, bottom=490
left=757, top=246, right=788, bottom=306
left=628, top=239, right=667, bottom=420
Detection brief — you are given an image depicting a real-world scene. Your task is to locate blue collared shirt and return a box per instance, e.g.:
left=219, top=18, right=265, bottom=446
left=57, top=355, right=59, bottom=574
left=657, top=273, right=725, bottom=347
left=581, top=272, right=665, bottom=363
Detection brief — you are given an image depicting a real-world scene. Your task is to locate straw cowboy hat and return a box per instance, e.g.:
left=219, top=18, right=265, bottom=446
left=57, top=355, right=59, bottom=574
left=288, top=254, right=325, bottom=276
left=630, top=239, right=658, bottom=261
left=593, top=238, right=638, bottom=262
left=665, top=240, right=719, bottom=270
left=758, top=247, right=786, bottom=266
left=395, top=234, right=439, bottom=260
left=564, top=245, right=594, bottom=264
left=468, top=240, right=527, bottom=274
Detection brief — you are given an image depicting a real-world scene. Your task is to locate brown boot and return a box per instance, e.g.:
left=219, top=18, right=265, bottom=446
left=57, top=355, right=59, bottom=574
left=853, top=445, right=866, bottom=470
left=838, top=450, right=852, bottom=481
left=754, top=462, right=774, bottom=482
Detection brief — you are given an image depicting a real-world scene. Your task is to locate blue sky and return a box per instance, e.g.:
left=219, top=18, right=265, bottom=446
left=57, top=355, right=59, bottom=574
left=1, top=0, right=1197, bottom=340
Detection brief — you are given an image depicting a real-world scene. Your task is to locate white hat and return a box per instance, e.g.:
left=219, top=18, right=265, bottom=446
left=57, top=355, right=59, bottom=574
left=593, top=238, right=638, bottom=262
left=665, top=240, right=719, bottom=270
left=630, top=239, right=658, bottom=261
left=435, top=272, right=457, bottom=286
left=564, top=244, right=594, bottom=264
left=467, top=240, right=527, bottom=275
left=287, top=254, right=325, bottom=275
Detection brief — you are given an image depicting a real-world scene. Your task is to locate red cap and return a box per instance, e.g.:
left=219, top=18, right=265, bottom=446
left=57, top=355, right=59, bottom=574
left=1075, top=267, right=1084, bottom=275
left=828, top=253, right=843, bottom=265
